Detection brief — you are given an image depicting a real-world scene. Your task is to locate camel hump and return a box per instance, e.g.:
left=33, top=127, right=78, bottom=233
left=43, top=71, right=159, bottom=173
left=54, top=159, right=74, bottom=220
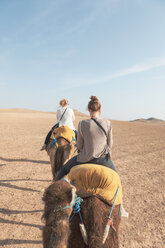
left=51, top=125, right=76, bottom=143
left=68, top=164, right=123, bottom=205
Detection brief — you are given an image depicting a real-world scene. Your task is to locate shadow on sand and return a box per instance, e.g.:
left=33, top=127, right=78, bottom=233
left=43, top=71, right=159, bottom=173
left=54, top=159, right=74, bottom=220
left=0, top=239, right=42, bottom=246
left=0, top=156, right=49, bottom=165
left=0, top=163, right=6, bottom=166
left=0, top=182, right=41, bottom=192
left=0, top=178, right=51, bottom=183
left=0, top=217, right=43, bottom=230
left=0, top=208, right=43, bottom=215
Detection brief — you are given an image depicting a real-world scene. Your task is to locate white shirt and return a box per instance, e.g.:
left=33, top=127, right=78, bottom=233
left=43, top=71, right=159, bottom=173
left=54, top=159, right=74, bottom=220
left=56, top=106, right=75, bottom=130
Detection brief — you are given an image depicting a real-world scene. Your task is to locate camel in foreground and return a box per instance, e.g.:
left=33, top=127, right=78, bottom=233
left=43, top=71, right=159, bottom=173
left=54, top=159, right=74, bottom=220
left=42, top=126, right=121, bottom=247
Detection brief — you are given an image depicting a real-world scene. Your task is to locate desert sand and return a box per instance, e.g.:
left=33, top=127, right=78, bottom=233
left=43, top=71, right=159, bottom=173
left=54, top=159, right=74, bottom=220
left=0, top=109, right=164, bottom=248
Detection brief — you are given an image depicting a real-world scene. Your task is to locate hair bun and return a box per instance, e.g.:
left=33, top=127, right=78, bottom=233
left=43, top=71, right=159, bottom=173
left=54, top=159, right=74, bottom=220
left=90, top=96, right=99, bottom=102
left=59, top=98, right=68, bottom=107
left=88, top=95, right=101, bottom=112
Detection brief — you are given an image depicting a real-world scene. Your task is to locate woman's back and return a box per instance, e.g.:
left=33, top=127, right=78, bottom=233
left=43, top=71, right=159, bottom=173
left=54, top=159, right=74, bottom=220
left=57, top=107, right=75, bottom=130
left=77, top=118, right=113, bottom=163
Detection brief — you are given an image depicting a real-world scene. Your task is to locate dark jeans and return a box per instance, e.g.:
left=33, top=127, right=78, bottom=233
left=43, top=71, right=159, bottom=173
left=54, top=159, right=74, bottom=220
left=88, top=156, right=116, bottom=171
left=44, top=130, right=52, bottom=145
left=56, top=154, right=116, bottom=180
left=74, top=130, right=77, bottom=140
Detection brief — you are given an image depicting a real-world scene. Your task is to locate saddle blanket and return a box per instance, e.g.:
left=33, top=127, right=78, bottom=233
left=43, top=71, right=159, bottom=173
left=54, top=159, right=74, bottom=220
left=50, top=125, right=76, bottom=143
left=68, top=164, right=122, bottom=205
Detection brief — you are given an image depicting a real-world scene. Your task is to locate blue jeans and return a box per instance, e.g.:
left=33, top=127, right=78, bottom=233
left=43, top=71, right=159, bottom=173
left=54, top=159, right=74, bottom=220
left=56, top=155, right=116, bottom=180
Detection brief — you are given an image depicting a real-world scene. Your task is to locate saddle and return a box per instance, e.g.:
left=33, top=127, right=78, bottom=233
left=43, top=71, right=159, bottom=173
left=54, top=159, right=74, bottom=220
left=50, top=125, right=76, bottom=144
left=68, top=164, right=122, bottom=205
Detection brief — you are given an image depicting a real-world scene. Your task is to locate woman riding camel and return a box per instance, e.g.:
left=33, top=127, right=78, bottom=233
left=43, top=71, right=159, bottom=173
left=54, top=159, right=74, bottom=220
left=41, top=98, right=77, bottom=150
left=56, top=95, right=116, bottom=178
left=56, top=95, right=128, bottom=217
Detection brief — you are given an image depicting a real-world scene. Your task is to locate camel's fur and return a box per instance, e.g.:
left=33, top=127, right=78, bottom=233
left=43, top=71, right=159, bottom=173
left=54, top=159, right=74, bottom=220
left=68, top=196, right=121, bottom=248
left=42, top=180, right=76, bottom=248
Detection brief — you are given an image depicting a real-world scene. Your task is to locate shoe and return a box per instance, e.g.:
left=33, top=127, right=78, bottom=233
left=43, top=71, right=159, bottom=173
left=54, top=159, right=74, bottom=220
left=40, top=144, right=46, bottom=151
left=121, top=205, right=129, bottom=218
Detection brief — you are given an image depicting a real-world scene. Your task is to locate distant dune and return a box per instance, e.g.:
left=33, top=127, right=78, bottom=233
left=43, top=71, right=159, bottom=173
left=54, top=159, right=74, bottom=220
left=74, top=109, right=89, bottom=118
left=0, top=108, right=44, bottom=113
left=0, top=109, right=164, bottom=124
left=131, top=117, right=165, bottom=124
left=0, top=108, right=89, bottom=118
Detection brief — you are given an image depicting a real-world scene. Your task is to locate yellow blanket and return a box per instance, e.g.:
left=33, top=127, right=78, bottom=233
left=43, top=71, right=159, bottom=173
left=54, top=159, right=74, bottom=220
left=68, top=164, right=122, bottom=205
left=50, top=125, right=76, bottom=143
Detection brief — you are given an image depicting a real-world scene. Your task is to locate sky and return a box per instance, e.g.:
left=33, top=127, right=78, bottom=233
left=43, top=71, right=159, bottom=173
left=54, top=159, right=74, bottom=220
left=0, top=0, right=165, bottom=121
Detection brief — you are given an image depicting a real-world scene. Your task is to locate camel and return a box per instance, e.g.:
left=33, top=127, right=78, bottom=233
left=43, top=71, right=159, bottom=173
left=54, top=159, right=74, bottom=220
left=43, top=126, right=121, bottom=247
left=42, top=179, right=76, bottom=248
left=45, top=126, right=77, bottom=180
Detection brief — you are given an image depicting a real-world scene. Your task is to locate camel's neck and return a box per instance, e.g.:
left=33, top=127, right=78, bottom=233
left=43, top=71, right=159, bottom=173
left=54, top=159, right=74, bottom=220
left=49, top=219, right=70, bottom=248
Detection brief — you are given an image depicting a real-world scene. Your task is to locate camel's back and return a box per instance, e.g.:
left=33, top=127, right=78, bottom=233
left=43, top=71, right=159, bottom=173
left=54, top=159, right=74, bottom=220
left=51, top=125, right=76, bottom=143
left=68, top=164, right=122, bottom=205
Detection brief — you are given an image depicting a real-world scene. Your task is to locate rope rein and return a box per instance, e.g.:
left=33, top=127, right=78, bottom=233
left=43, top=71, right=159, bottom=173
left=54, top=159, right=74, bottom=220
left=55, top=179, right=83, bottom=212
left=69, top=180, right=87, bottom=245
left=102, top=186, right=119, bottom=244
left=69, top=196, right=83, bottom=223
left=48, top=136, right=76, bottom=150
left=49, top=138, right=57, bottom=149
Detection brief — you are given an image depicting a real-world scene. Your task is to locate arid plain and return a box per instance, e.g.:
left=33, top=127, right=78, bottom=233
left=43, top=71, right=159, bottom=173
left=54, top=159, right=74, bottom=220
left=0, top=109, right=164, bottom=248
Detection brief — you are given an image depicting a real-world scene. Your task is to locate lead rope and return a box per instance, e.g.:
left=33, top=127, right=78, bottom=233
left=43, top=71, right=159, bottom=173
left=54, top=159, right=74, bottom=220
left=102, top=186, right=119, bottom=244
left=69, top=180, right=88, bottom=245
left=49, top=138, right=57, bottom=149
left=69, top=196, right=83, bottom=222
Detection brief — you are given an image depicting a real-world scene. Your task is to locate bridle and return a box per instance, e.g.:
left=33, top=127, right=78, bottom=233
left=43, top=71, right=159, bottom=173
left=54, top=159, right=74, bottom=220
left=48, top=136, right=77, bottom=151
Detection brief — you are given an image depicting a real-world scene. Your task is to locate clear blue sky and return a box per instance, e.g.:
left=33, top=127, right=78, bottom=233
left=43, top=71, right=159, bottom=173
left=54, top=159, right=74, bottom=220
left=0, top=0, right=165, bottom=120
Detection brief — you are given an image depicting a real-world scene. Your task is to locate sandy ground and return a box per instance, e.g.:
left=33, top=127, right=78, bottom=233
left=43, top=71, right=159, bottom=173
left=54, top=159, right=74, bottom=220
left=0, top=110, right=164, bottom=248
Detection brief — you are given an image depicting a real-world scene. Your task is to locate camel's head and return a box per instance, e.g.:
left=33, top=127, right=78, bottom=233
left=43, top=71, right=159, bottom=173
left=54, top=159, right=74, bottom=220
left=42, top=180, right=76, bottom=220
